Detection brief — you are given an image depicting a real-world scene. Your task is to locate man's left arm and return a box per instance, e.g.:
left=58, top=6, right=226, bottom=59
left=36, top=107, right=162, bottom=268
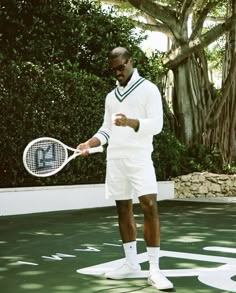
left=113, top=83, right=163, bottom=134
left=137, top=84, right=163, bottom=135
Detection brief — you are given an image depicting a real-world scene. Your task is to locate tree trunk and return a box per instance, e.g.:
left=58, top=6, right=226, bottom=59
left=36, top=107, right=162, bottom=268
left=173, top=60, right=195, bottom=145
left=208, top=0, right=236, bottom=164
left=172, top=50, right=211, bottom=146
left=122, top=0, right=236, bottom=163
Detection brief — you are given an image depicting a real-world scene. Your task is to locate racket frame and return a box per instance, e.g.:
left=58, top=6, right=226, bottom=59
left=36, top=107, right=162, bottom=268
left=23, top=137, right=103, bottom=177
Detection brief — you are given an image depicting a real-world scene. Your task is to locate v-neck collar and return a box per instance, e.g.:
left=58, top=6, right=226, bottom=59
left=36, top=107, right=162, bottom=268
left=114, top=69, right=145, bottom=102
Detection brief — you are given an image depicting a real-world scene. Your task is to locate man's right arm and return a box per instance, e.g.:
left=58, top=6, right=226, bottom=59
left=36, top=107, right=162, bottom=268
left=76, top=137, right=101, bottom=156
left=77, top=95, right=111, bottom=154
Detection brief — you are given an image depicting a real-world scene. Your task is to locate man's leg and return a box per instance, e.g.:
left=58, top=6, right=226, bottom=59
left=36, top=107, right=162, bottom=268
left=139, top=194, right=161, bottom=271
left=104, top=199, right=141, bottom=279
left=139, top=194, right=173, bottom=290
left=115, top=199, right=137, bottom=242
left=139, top=194, right=160, bottom=246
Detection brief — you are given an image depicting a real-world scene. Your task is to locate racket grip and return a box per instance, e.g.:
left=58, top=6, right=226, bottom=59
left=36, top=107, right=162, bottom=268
left=88, top=146, right=104, bottom=154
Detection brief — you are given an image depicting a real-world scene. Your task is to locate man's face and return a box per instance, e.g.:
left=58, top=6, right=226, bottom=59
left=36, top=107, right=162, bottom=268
left=109, top=56, right=133, bottom=86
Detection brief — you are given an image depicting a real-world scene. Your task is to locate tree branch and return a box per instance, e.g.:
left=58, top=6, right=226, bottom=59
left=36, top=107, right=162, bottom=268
left=180, top=0, right=194, bottom=23
left=206, top=16, right=225, bottom=23
left=164, top=16, right=235, bottom=69
left=210, top=51, right=236, bottom=122
left=127, top=0, right=178, bottom=28
left=190, top=0, right=222, bottom=40
left=99, top=0, right=130, bottom=8
left=131, top=18, right=173, bottom=37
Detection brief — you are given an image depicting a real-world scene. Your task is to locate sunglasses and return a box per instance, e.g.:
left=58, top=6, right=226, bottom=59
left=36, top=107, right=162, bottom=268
left=110, top=60, right=129, bottom=73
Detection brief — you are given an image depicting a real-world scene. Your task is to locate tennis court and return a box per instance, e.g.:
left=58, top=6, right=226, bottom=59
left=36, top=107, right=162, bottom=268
left=1, top=199, right=236, bottom=292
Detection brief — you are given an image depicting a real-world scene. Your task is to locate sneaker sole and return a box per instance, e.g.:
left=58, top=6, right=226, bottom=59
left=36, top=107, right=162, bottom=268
left=105, top=270, right=142, bottom=280
left=147, top=277, right=174, bottom=290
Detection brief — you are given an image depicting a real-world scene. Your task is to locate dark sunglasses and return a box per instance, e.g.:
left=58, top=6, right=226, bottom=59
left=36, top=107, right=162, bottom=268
left=110, top=60, right=129, bottom=73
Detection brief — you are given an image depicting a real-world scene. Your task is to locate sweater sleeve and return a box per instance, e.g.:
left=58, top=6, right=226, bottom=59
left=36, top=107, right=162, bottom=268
left=93, top=96, right=111, bottom=145
left=138, top=82, right=163, bottom=135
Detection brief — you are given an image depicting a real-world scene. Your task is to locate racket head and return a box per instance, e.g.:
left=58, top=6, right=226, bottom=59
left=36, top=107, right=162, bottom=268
left=23, top=137, right=69, bottom=177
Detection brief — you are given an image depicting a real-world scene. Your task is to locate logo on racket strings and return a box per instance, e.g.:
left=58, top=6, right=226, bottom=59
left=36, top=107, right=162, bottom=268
left=35, top=143, right=56, bottom=171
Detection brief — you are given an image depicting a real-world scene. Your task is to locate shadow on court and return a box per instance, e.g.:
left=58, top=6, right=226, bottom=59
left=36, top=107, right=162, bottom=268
left=0, top=200, right=236, bottom=292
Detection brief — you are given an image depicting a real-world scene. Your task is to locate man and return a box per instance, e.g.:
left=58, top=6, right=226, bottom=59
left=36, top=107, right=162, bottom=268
left=77, top=47, right=173, bottom=290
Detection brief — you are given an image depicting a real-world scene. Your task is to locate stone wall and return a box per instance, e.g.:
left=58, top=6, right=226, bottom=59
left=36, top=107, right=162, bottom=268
left=174, top=172, right=236, bottom=199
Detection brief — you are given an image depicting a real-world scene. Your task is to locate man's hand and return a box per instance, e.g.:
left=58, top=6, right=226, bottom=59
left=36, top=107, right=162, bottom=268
left=75, top=137, right=101, bottom=157
left=112, top=113, right=128, bottom=127
left=112, top=113, right=139, bottom=131
left=76, top=142, right=90, bottom=156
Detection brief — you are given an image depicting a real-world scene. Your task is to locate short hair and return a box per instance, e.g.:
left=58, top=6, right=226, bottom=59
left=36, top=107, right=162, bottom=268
left=109, top=47, right=131, bottom=60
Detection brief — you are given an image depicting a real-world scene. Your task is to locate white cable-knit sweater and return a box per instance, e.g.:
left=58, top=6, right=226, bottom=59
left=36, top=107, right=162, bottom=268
left=94, top=69, right=163, bottom=160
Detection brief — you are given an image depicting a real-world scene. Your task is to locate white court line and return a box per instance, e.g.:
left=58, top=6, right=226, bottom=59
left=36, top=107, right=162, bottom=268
left=77, top=248, right=236, bottom=291
left=16, top=261, right=39, bottom=266
left=103, top=243, right=122, bottom=247
left=204, top=246, right=236, bottom=254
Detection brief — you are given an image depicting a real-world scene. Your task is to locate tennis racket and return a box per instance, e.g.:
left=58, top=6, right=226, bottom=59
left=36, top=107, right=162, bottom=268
left=23, top=137, right=103, bottom=177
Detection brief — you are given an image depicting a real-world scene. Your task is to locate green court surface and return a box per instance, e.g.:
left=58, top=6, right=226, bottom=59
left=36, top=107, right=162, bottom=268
left=0, top=200, right=236, bottom=293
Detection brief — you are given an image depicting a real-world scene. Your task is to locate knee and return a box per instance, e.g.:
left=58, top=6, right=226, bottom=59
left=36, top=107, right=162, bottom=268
left=116, top=200, right=133, bottom=217
left=139, top=195, right=158, bottom=217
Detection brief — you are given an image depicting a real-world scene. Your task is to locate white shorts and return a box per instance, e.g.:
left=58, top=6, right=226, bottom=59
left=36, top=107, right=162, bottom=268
left=105, top=158, right=158, bottom=200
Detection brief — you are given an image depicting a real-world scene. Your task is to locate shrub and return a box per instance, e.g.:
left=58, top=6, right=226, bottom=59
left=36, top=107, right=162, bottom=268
left=0, top=0, right=144, bottom=187
left=2, top=0, right=229, bottom=188
left=0, top=61, right=110, bottom=187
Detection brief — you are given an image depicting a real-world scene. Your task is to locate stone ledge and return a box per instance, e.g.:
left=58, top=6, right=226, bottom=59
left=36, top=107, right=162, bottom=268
left=173, top=172, right=236, bottom=199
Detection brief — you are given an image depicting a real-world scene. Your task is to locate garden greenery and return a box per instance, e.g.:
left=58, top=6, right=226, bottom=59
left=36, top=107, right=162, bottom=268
left=0, top=0, right=227, bottom=188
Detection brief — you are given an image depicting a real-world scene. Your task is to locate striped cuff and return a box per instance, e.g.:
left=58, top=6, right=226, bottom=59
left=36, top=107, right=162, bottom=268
left=134, top=120, right=140, bottom=132
left=94, top=131, right=109, bottom=145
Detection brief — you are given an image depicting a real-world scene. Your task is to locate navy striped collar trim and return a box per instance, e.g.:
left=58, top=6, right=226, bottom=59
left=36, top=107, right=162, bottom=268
left=115, top=77, right=145, bottom=102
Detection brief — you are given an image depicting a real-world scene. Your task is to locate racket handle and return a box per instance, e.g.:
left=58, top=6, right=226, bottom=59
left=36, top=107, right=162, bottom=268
left=88, top=146, right=104, bottom=154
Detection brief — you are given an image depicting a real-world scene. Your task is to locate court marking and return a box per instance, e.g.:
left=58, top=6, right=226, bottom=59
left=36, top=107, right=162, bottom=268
left=77, top=246, right=236, bottom=292
left=74, top=247, right=100, bottom=252
left=16, top=261, right=39, bottom=266
left=42, top=253, right=76, bottom=260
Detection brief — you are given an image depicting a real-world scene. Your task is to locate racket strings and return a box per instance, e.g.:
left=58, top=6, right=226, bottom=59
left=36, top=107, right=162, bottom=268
left=25, top=140, right=67, bottom=175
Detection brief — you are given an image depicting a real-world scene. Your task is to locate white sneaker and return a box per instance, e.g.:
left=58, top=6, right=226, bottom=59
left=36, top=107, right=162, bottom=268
left=148, top=270, right=174, bottom=290
left=104, top=263, right=141, bottom=279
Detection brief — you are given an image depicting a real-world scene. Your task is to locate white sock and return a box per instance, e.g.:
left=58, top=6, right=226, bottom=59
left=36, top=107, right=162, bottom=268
left=147, top=246, right=160, bottom=272
left=123, top=241, right=139, bottom=267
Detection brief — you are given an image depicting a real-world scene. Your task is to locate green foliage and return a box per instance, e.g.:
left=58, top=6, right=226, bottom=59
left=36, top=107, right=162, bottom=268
left=183, top=144, right=223, bottom=174
left=0, top=61, right=109, bottom=187
left=205, top=37, right=225, bottom=71
left=0, top=0, right=142, bottom=72
left=0, top=0, right=143, bottom=187
left=223, top=162, right=236, bottom=175
left=144, top=50, right=166, bottom=87
left=153, top=139, right=233, bottom=180
left=184, top=144, right=236, bottom=176
left=153, top=129, right=186, bottom=180
left=1, top=0, right=230, bottom=188
left=209, top=0, right=228, bottom=18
